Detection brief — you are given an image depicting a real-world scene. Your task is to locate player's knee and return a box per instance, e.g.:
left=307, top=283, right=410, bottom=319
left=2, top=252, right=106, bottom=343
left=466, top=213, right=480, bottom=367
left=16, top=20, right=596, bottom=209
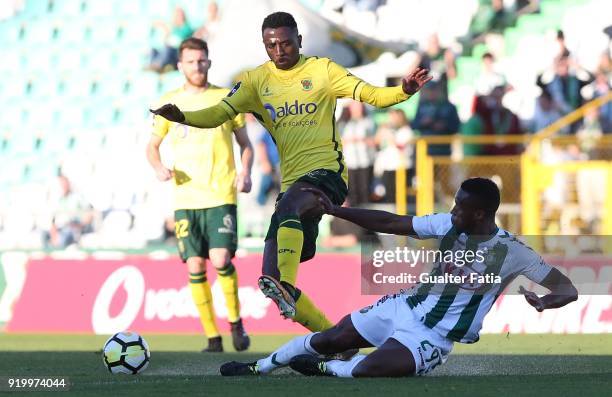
left=351, top=359, right=382, bottom=377
left=275, top=194, right=300, bottom=216
left=313, top=320, right=353, bottom=353
left=209, top=252, right=230, bottom=269
left=186, top=257, right=206, bottom=273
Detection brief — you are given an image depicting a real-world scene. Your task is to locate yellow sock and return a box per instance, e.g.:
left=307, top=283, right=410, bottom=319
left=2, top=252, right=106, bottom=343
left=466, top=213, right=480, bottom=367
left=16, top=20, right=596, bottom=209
left=189, top=272, right=220, bottom=338
left=217, top=263, right=240, bottom=323
left=292, top=291, right=334, bottom=332
left=277, top=215, right=303, bottom=285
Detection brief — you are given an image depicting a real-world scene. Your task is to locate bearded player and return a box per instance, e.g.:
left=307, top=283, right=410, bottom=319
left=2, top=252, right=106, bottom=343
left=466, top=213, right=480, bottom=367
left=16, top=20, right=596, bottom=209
left=147, top=38, right=253, bottom=352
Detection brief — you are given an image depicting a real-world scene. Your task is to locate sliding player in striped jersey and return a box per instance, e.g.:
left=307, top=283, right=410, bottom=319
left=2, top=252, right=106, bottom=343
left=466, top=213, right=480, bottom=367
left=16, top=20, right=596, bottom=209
left=220, top=177, right=578, bottom=377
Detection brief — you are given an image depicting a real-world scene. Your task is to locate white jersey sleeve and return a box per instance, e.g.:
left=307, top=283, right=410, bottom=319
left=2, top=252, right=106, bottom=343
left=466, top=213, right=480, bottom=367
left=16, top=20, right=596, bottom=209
left=412, top=213, right=453, bottom=239
left=515, top=244, right=554, bottom=284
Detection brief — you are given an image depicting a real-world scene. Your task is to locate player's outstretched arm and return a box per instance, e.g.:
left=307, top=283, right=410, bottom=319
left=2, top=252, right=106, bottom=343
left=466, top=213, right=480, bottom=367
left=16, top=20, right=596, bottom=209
left=303, top=188, right=417, bottom=236
left=519, top=268, right=578, bottom=312
left=149, top=103, right=232, bottom=128
left=358, top=67, right=432, bottom=108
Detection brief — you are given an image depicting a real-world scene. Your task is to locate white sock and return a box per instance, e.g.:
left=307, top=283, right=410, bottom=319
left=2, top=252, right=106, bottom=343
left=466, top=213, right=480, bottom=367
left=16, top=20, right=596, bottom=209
left=325, top=354, right=366, bottom=378
left=257, top=333, right=319, bottom=374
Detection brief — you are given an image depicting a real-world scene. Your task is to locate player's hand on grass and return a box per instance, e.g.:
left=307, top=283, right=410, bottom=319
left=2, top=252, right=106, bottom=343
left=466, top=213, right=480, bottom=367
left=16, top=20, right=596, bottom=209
left=237, top=173, right=252, bottom=193
left=150, top=104, right=186, bottom=123
left=302, top=188, right=335, bottom=215
left=519, top=286, right=545, bottom=312
left=401, top=67, right=433, bottom=95
left=155, top=166, right=174, bottom=182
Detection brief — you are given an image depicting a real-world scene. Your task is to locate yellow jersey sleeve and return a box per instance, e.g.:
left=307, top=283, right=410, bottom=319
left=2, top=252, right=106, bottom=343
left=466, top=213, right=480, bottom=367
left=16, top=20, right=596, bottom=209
left=183, top=74, right=260, bottom=128
left=231, top=112, right=246, bottom=130
left=327, top=60, right=411, bottom=108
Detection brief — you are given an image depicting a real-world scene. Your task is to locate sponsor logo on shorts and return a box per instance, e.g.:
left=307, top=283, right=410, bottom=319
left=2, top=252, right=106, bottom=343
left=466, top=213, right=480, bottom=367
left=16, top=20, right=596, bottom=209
left=278, top=249, right=296, bottom=254
left=218, top=214, right=236, bottom=234
left=305, top=169, right=328, bottom=178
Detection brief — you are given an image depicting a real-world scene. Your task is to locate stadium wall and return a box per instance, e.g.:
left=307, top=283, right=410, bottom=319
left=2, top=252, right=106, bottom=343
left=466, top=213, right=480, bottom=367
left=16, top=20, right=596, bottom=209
left=1, top=253, right=610, bottom=334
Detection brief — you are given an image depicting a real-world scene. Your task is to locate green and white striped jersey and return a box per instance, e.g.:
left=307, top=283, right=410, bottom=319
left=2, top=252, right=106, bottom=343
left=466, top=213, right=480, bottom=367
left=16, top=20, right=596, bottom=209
left=409, top=213, right=553, bottom=343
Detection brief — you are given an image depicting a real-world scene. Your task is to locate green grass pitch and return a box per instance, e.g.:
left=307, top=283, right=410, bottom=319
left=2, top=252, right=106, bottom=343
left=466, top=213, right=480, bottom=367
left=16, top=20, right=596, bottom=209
left=0, top=334, right=610, bottom=396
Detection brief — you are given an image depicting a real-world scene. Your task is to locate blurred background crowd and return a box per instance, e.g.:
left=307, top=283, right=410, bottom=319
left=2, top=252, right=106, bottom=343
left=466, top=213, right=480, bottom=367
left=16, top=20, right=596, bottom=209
left=0, top=0, right=610, bottom=251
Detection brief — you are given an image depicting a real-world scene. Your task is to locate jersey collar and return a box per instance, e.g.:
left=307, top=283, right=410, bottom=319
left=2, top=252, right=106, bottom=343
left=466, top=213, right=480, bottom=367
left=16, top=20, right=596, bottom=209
left=270, top=55, right=307, bottom=74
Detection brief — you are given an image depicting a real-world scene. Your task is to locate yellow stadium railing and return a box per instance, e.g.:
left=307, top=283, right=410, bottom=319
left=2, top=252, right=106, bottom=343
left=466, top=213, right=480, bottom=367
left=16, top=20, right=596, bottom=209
left=400, top=91, right=612, bottom=237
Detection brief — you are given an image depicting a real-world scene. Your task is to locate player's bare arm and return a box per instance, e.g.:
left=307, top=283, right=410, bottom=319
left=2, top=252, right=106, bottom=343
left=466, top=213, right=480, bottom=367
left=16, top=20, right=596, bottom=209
left=233, top=126, right=254, bottom=193
left=519, top=268, right=578, bottom=312
left=146, top=134, right=174, bottom=181
left=303, top=188, right=416, bottom=236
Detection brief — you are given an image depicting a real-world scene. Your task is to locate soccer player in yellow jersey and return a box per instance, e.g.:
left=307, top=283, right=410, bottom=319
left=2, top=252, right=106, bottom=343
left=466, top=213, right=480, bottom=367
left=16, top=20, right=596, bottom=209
left=151, top=12, right=431, bottom=334
left=146, top=38, right=253, bottom=353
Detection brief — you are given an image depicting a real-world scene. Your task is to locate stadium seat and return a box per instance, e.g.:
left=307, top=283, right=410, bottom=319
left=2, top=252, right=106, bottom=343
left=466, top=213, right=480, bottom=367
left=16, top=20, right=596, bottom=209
left=28, top=74, right=60, bottom=99
left=21, top=0, right=51, bottom=18
left=21, top=19, right=58, bottom=44
left=55, top=19, right=89, bottom=44
left=119, top=21, right=153, bottom=45
left=83, top=0, right=115, bottom=17
left=88, top=20, right=121, bottom=44
left=49, top=0, right=85, bottom=17
left=61, top=74, right=94, bottom=99
left=1, top=21, right=25, bottom=46
left=126, top=72, right=161, bottom=98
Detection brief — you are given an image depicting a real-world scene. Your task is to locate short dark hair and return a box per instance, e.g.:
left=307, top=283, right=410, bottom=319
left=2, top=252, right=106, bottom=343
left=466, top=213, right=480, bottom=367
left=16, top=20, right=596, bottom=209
left=460, top=178, right=500, bottom=216
left=261, top=11, right=298, bottom=33
left=482, top=52, right=494, bottom=60
left=178, top=37, right=209, bottom=59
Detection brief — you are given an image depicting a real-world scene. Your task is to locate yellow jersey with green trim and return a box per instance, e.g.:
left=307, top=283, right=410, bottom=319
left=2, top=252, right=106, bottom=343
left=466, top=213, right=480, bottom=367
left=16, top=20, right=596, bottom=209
left=152, top=85, right=245, bottom=210
left=217, top=55, right=378, bottom=191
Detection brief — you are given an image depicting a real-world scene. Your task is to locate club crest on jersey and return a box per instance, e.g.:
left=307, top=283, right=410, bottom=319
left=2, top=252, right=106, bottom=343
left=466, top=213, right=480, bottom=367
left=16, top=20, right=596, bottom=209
left=301, top=78, right=313, bottom=91
left=262, top=86, right=273, bottom=96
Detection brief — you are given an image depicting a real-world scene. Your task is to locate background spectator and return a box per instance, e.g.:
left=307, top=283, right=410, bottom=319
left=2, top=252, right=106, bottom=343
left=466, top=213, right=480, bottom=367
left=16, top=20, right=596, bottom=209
left=531, top=89, right=568, bottom=134
left=536, top=55, right=595, bottom=132
left=149, top=7, right=194, bottom=73
left=481, top=85, right=524, bottom=155
left=475, top=52, right=506, bottom=96
left=412, top=81, right=461, bottom=156
left=41, top=174, right=95, bottom=249
left=339, top=101, right=376, bottom=205
left=194, top=1, right=222, bottom=42
left=372, top=109, right=414, bottom=203
left=417, top=34, right=457, bottom=99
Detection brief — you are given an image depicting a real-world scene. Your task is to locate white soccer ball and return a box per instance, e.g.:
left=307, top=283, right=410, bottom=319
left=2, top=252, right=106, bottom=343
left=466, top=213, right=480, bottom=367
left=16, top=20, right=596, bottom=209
left=102, top=331, right=151, bottom=374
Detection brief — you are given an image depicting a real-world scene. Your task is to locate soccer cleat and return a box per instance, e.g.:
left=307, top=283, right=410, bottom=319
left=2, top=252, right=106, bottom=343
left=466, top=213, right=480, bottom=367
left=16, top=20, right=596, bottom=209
left=202, top=336, right=223, bottom=353
left=289, top=354, right=332, bottom=377
left=220, top=361, right=259, bottom=376
left=324, top=348, right=359, bottom=361
left=230, top=319, right=250, bottom=352
left=258, top=275, right=296, bottom=319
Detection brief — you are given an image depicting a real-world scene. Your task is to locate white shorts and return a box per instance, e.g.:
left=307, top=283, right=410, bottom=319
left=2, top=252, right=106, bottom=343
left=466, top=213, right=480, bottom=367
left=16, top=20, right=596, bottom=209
left=350, top=293, right=453, bottom=376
